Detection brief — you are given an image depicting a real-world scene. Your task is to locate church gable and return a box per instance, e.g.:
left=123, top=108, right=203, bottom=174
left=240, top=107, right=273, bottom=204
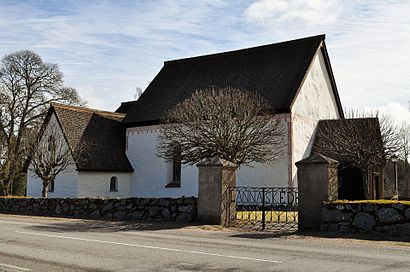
left=48, top=103, right=134, bottom=172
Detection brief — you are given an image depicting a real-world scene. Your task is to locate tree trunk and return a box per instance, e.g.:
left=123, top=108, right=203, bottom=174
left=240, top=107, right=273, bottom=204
left=42, top=180, right=49, bottom=198
left=362, top=170, right=370, bottom=200
left=0, top=183, right=6, bottom=196
left=1, top=181, right=10, bottom=196
left=405, top=162, right=409, bottom=198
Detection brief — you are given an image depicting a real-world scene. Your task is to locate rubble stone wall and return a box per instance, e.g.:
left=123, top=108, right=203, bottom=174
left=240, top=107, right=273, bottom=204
left=0, top=197, right=197, bottom=222
left=321, top=202, right=410, bottom=236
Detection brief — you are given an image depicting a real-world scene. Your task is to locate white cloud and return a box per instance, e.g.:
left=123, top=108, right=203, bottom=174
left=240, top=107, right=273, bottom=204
left=377, top=103, right=410, bottom=125
left=0, top=0, right=408, bottom=121
left=243, top=0, right=410, bottom=119
left=75, top=85, right=107, bottom=110
left=245, top=0, right=341, bottom=26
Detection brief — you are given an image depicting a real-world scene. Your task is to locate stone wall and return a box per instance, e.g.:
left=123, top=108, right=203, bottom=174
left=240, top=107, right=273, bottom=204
left=0, top=197, right=197, bottom=222
left=322, top=202, right=410, bottom=236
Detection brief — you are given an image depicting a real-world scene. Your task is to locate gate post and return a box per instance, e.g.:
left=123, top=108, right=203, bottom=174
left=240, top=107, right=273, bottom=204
left=197, top=158, right=237, bottom=225
left=296, top=153, right=339, bottom=230
left=261, top=188, right=266, bottom=230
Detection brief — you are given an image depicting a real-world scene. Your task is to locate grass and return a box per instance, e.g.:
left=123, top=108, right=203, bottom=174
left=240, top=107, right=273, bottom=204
left=330, top=199, right=410, bottom=206
left=236, top=211, right=298, bottom=223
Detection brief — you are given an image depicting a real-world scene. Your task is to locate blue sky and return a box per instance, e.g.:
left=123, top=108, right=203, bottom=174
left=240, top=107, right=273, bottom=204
left=0, top=0, right=409, bottom=122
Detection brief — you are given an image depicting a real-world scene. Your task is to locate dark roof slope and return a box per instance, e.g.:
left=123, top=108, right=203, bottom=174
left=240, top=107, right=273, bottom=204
left=123, top=34, right=341, bottom=125
left=116, top=100, right=137, bottom=114
left=312, top=118, right=385, bottom=167
left=51, top=103, right=133, bottom=172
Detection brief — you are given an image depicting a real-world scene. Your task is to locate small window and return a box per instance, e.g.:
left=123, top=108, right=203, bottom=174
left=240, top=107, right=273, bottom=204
left=166, top=145, right=181, bottom=188
left=110, top=176, right=118, bottom=192
left=48, top=180, right=55, bottom=192
left=47, top=135, right=55, bottom=151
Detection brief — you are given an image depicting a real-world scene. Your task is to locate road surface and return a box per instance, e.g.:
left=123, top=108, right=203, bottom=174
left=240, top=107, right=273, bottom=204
left=0, top=214, right=408, bottom=271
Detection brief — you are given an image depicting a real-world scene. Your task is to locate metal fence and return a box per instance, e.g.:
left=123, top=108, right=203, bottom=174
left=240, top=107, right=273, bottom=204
left=225, top=186, right=298, bottom=231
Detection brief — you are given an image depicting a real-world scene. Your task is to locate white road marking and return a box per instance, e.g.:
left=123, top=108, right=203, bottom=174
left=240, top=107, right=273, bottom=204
left=0, top=263, right=31, bottom=271
left=15, top=231, right=282, bottom=264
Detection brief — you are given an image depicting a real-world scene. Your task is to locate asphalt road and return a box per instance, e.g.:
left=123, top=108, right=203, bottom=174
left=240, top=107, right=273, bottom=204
left=0, top=214, right=408, bottom=271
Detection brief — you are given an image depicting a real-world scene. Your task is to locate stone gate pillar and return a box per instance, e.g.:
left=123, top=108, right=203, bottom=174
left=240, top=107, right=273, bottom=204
left=295, top=153, right=339, bottom=230
left=197, top=158, right=237, bottom=225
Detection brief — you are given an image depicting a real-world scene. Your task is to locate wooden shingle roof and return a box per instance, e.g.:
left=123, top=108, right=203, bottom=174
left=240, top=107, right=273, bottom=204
left=50, top=103, right=133, bottom=172
left=123, top=34, right=343, bottom=126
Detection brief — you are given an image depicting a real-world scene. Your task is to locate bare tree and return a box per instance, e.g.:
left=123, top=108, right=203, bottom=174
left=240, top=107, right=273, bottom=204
left=157, top=87, right=285, bottom=166
left=313, top=117, right=385, bottom=199
left=346, top=109, right=402, bottom=159
left=398, top=123, right=410, bottom=196
left=314, top=118, right=385, bottom=171
left=0, top=50, right=83, bottom=195
left=134, top=87, right=144, bottom=100
left=29, top=123, right=73, bottom=198
left=399, top=123, right=410, bottom=161
left=29, top=120, right=88, bottom=198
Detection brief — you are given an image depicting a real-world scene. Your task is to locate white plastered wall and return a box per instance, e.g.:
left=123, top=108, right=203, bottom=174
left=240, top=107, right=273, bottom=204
left=291, top=48, right=341, bottom=185
left=77, top=172, right=131, bottom=197
left=126, top=119, right=290, bottom=198
left=26, top=113, right=79, bottom=197
left=236, top=118, right=289, bottom=187
left=126, top=126, right=198, bottom=198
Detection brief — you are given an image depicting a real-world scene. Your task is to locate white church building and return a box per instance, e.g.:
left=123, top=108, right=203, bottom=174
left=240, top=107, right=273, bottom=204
left=27, top=34, right=344, bottom=198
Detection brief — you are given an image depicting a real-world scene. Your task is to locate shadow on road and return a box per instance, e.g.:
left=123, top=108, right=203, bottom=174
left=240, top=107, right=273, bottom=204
left=230, top=230, right=410, bottom=243
left=300, top=231, right=410, bottom=243
left=26, top=219, right=197, bottom=233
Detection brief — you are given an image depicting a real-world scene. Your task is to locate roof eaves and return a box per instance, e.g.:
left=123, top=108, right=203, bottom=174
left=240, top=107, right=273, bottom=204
left=52, top=105, right=81, bottom=170
left=51, top=102, right=125, bottom=119
left=320, top=44, right=345, bottom=119
left=289, top=40, right=324, bottom=110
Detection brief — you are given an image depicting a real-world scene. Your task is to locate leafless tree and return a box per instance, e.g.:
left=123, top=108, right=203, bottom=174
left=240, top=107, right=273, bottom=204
left=29, top=123, right=75, bottom=198
left=0, top=50, right=83, bottom=195
left=346, top=109, right=401, bottom=160
left=314, top=118, right=385, bottom=171
left=398, top=123, right=410, bottom=196
left=399, top=123, right=410, bottom=161
left=313, top=107, right=402, bottom=199
left=134, top=87, right=144, bottom=100
left=157, top=87, right=285, bottom=166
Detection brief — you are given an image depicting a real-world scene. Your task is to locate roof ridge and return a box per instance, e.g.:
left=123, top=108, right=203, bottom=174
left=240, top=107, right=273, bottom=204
left=164, top=34, right=325, bottom=66
left=51, top=102, right=125, bottom=118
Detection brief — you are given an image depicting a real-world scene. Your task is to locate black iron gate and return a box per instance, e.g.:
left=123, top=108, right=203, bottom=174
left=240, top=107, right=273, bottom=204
left=225, top=186, right=298, bottom=231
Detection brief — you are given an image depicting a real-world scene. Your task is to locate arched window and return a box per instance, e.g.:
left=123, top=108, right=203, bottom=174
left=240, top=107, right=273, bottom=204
left=109, top=176, right=118, bottom=192
left=48, top=180, right=55, bottom=193
left=166, top=144, right=181, bottom=188
left=172, top=144, right=182, bottom=183
left=47, top=135, right=55, bottom=151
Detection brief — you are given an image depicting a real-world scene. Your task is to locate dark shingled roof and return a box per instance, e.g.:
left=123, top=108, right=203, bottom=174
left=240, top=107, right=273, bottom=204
left=49, top=103, right=133, bottom=172
left=123, top=34, right=342, bottom=126
left=312, top=118, right=385, bottom=167
left=115, top=100, right=137, bottom=114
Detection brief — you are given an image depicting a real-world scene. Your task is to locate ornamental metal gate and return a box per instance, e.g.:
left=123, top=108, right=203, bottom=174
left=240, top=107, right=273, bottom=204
left=225, top=187, right=298, bottom=231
